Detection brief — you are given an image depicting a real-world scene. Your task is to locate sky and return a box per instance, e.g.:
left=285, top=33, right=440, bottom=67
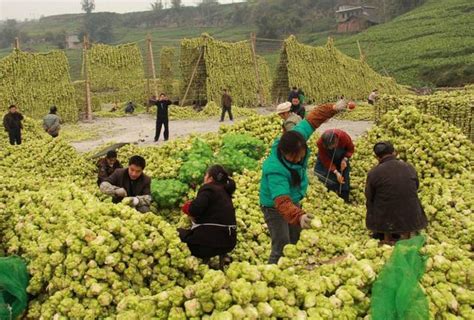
left=0, top=0, right=241, bottom=21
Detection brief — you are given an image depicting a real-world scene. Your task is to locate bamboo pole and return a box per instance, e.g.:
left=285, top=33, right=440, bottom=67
left=250, top=32, right=264, bottom=107
left=83, top=35, right=93, bottom=121
left=147, top=34, right=158, bottom=98
left=14, top=37, right=20, bottom=50
left=180, top=47, right=204, bottom=108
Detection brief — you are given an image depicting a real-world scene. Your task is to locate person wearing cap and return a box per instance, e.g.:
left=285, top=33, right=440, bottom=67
left=97, top=150, right=123, bottom=186
left=365, top=142, right=427, bottom=244
left=100, top=155, right=152, bottom=213
left=314, top=128, right=354, bottom=202
left=43, top=106, right=61, bottom=138
left=260, top=99, right=355, bottom=264
left=276, top=102, right=302, bottom=133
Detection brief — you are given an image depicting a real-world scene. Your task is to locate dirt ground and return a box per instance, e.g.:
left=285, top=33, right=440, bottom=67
left=69, top=112, right=373, bottom=153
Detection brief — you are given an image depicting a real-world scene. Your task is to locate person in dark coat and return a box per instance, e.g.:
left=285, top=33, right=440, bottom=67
left=3, top=105, right=24, bottom=145
left=124, top=101, right=135, bottom=114
left=290, top=97, right=305, bottom=119
left=365, top=141, right=428, bottom=244
left=314, top=128, right=354, bottom=202
left=179, top=165, right=237, bottom=262
left=150, top=93, right=172, bottom=142
left=96, top=150, right=123, bottom=186
left=99, top=155, right=152, bottom=213
left=220, top=89, right=233, bottom=122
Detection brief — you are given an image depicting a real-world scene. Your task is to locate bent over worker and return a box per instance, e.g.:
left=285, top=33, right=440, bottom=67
left=365, top=141, right=428, bottom=244
left=314, top=129, right=354, bottom=203
left=100, top=155, right=152, bottom=213
left=260, top=99, right=355, bottom=264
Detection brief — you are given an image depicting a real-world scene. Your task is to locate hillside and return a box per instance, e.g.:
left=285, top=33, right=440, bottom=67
left=330, top=0, right=474, bottom=87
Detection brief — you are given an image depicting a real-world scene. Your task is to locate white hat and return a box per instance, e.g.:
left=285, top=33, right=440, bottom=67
left=276, top=102, right=292, bottom=114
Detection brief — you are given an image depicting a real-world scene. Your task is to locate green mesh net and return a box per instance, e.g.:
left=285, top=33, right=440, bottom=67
left=371, top=235, right=429, bottom=320
left=0, top=256, right=29, bottom=320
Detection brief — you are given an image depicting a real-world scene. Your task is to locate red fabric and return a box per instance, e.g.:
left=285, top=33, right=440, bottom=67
left=182, top=200, right=192, bottom=215
left=317, top=129, right=354, bottom=172
left=274, top=196, right=304, bottom=226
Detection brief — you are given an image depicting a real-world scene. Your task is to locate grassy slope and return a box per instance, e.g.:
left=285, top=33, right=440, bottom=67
left=2, top=0, right=472, bottom=86
left=328, top=0, right=474, bottom=87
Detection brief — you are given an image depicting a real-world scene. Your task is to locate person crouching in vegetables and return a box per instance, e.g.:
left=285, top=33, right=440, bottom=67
left=314, top=129, right=354, bottom=203
left=179, top=165, right=237, bottom=266
left=260, top=99, right=355, bottom=264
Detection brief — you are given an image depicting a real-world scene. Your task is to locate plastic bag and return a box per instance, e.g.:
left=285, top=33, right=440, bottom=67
left=371, top=235, right=429, bottom=320
left=0, top=256, right=29, bottom=320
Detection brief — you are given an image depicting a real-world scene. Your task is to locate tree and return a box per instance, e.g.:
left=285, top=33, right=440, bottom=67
left=82, top=13, right=115, bottom=43
left=171, top=0, right=181, bottom=9
left=151, top=0, right=164, bottom=11
left=0, top=19, right=21, bottom=49
left=81, top=0, right=96, bottom=14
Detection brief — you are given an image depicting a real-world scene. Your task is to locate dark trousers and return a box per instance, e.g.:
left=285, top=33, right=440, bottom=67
left=8, top=129, right=21, bottom=145
left=220, top=106, right=233, bottom=121
left=187, top=243, right=233, bottom=259
left=262, top=206, right=302, bottom=264
left=155, top=118, right=169, bottom=141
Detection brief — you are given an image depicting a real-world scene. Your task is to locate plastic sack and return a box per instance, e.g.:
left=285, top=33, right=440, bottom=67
left=0, top=256, right=29, bottom=320
left=371, top=235, right=429, bottom=320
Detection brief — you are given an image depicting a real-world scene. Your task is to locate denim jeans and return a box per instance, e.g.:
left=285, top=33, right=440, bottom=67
left=262, top=206, right=302, bottom=264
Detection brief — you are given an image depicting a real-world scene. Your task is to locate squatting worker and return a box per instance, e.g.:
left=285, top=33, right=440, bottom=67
left=179, top=165, right=236, bottom=266
left=43, top=106, right=61, bottom=138
left=100, top=155, right=152, bottom=213
left=150, top=93, right=172, bottom=142
left=365, top=141, right=428, bottom=244
left=260, top=99, right=355, bottom=264
left=96, top=150, right=123, bottom=186
left=3, top=104, right=24, bottom=145
left=314, top=129, right=354, bottom=202
left=276, top=101, right=302, bottom=133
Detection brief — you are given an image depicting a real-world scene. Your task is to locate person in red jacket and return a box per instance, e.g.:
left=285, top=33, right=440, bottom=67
left=179, top=165, right=237, bottom=266
left=314, top=129, right=354, bottom=202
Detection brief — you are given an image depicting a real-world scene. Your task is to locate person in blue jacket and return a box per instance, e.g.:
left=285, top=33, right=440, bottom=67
left=260, top=99, right=355, bottom=264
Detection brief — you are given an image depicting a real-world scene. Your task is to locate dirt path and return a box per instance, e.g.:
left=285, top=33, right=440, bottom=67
left=69, top=113, right=373, bottom=153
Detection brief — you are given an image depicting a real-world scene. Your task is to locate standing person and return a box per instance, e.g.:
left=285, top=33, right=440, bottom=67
left=314, top=129, right=354, bottom=203
left=368, top=89, right=378, bottom=105
left=366, top=142, right=427, bottom=244
left=150, top=93, right=172, bottom=142
left=288, top=86, right=299, bottom=101
left=290, top=96, right=305, bottom=119
left=3, top=105, right=24, bottom=145
left=260, top=99, right=355, bottom=264
left=43, top=106, right=61, bottom=138
left=220, top=89, right=233, bottom=122
left=99, top=155, right=152, bottom=213
left=97, top=150, right=123, bottom=186
left=276, top=101, right=302, bottom=133
left=179, top=165, right=237, bottom=267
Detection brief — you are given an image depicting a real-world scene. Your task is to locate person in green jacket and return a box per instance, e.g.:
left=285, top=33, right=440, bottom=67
left=260, top=99, right=354, bottom=264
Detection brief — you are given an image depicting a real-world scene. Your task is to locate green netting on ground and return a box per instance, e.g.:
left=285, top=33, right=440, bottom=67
left=0, top=256, right=29, bottom=320
left=371, top=235, right=429, bottom=320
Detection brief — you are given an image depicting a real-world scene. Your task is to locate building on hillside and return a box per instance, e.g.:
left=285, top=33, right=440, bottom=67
left=65, top=35, right=81, bottom=49
left=336, top=5, right=379, bottom=33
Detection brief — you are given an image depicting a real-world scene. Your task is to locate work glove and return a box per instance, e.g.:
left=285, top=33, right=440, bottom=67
left=131, top=197, right=139, bottom=207
left=181, top=200, right=192, bottom=215
left=115, top=188, right=127, bottom=198
left=334, top=170, right=345, bottom=184
left=299, top=213, right=314, bottom=229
